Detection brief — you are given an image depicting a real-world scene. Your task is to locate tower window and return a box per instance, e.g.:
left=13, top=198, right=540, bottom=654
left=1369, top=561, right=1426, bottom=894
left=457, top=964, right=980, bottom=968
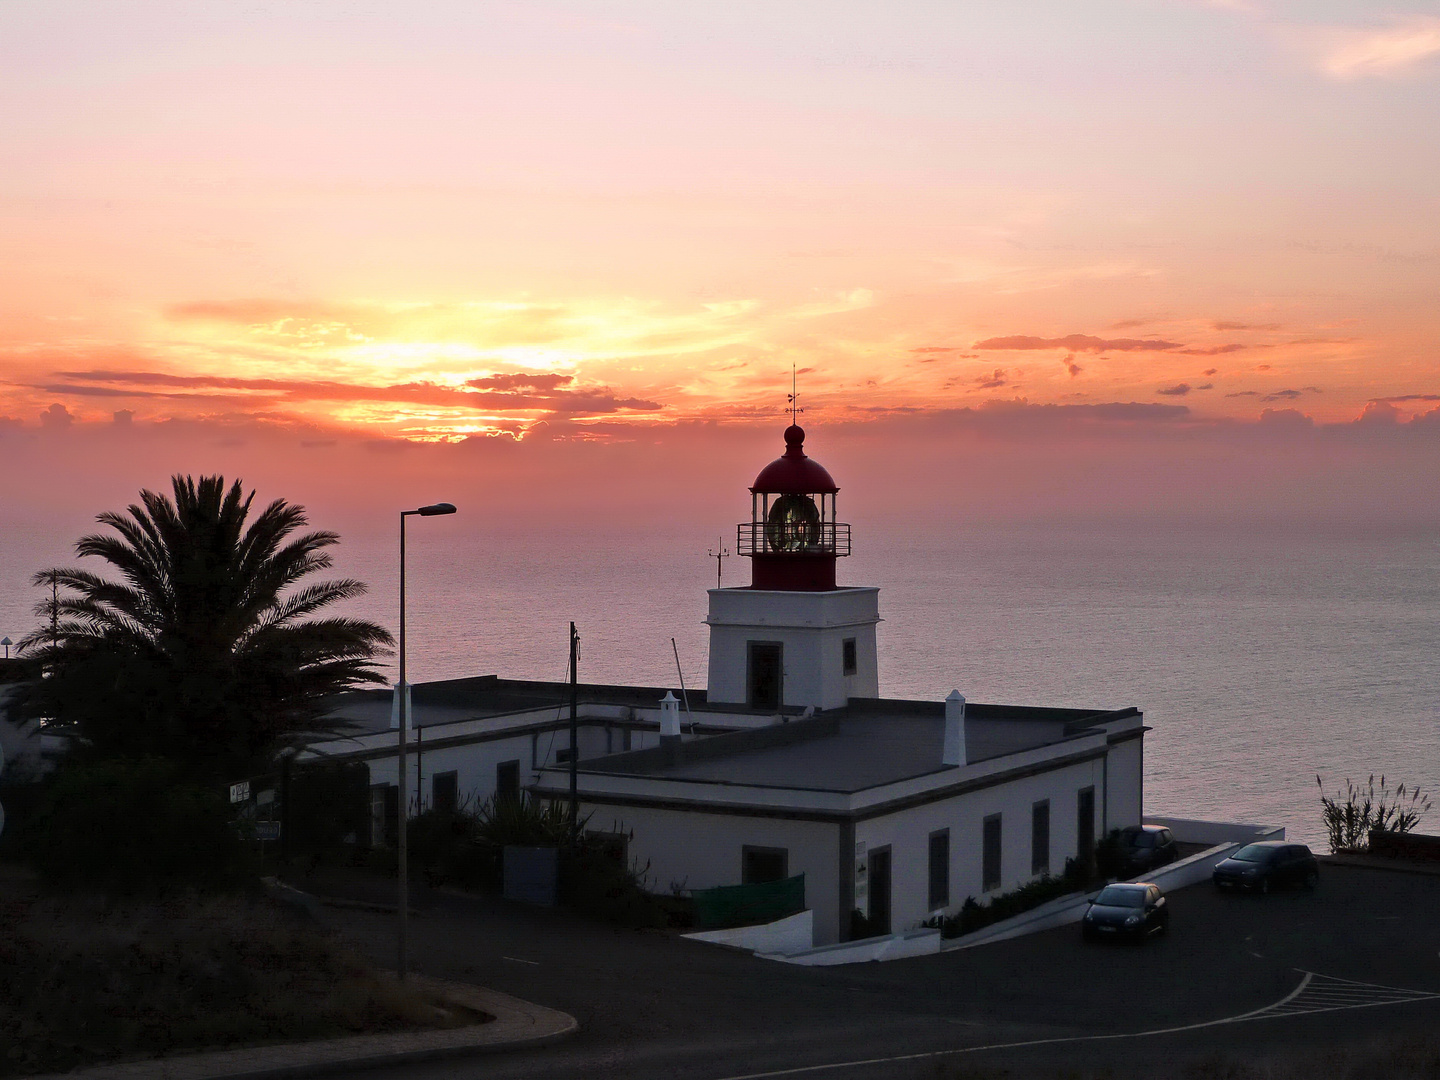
left=842, top=637, right=857, bottom=676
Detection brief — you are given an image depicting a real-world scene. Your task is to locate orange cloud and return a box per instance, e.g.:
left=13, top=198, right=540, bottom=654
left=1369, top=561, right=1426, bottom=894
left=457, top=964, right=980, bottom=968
left=973, top=334, right=1184, bottom=352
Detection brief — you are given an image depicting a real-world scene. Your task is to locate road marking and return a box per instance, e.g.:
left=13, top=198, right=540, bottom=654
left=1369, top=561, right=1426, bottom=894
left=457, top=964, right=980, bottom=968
left=708, top=971, right=1440, bottom=1080
left=502, top=956, right=540, bottom=965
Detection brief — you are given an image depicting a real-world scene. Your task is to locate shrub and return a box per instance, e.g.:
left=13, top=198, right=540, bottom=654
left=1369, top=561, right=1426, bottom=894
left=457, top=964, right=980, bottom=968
left=24, top=757, right=249, bottom=894
left=1317, top=775, right=1433, bottom=853
left=927, top=865, right=1089, bottom=939
left=284, top=761, right=370, bottom=857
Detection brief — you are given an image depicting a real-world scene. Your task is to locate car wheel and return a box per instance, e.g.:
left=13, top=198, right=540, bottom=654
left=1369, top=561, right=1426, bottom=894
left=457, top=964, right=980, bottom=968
left=1304, top=870, right=1318, bottom=890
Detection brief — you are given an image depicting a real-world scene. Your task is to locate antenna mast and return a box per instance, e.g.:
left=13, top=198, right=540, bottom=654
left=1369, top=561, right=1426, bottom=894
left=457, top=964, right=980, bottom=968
left=706, top=539, right=730, bottom=589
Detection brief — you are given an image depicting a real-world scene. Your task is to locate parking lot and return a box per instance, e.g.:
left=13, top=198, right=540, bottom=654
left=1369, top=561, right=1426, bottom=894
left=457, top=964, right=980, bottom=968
left=316, top=861, right=1440, bottom=1080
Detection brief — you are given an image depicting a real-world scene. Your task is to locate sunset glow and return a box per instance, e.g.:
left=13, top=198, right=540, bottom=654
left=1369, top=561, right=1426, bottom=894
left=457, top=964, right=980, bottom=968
left=1, top=1, right=1438, bottom=516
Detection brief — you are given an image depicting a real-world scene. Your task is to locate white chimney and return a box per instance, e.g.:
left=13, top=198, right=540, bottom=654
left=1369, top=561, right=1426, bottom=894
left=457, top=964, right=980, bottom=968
left=943, top=690, right=966, bottom=766
left=389, top=681, right=412, bottom=731
left=660, top=691, right=682, bottom=741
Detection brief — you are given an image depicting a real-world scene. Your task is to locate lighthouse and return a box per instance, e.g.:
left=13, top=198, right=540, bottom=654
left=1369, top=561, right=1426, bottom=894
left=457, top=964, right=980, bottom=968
left=705, top=424, right=881, bottom=711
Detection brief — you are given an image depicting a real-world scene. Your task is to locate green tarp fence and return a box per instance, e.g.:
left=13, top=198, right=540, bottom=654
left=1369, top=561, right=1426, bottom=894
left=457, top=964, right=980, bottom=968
left=693, top=873, right=805, bottom=930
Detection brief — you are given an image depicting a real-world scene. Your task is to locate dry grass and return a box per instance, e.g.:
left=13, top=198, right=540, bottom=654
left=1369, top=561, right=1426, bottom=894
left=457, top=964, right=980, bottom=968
left=0, top=866, right=482, bottom=1077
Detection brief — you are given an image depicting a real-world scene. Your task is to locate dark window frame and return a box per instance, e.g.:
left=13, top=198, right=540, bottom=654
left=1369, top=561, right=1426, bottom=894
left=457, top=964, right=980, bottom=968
left=496, top=759, right=520, bottom=803
left=842, top=637, right=858, bottom=676
left=928, top=828, right=950, bottom=909
left=433, top=770, right=459, bottom=815
left=982, top=814, right=1002, bottom=892
left=1031, top=799, right=1051, bottom=875
left=741, top=845, right=789, bottom=884
left=747, top=640, right=784, bottom=709
left=1077, top=786, right=1096, bottom=861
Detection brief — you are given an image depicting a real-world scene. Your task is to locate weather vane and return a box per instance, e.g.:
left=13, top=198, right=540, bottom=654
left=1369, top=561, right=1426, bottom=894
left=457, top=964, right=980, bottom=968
left=706, top=539, right=730, bottom=589
left=787, top=363, right=804, bottom=425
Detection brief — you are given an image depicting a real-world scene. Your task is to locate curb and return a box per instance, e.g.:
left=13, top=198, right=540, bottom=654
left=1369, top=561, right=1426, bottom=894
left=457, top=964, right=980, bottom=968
left=23, top=975, right=579, bottom=1080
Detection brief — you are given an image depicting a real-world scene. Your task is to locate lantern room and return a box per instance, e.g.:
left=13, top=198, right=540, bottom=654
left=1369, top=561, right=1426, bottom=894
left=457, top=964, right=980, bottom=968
left=739, top=424, right=851, bottom=591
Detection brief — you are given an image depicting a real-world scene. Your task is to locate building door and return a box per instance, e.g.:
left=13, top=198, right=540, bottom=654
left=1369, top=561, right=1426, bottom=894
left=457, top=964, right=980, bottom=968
left=1078, top=786, right=1096, bottom=862
left=868, top=846, right=892, bottom=935
left=747, top=641, right=783, bottom=709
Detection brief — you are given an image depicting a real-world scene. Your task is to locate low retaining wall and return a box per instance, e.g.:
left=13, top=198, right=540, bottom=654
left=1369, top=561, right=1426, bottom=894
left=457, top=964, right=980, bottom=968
left=684, top=818, right=1285, bottom=966
left=1369, top=829, right=1440, bottom=862
left=762, top=926, right=941, bottom=966
left=1145, top=816, right=1285, bottom=846
left=684, top=909, right=813, bottom=954
left=941, top=817, right=1285, bottom=953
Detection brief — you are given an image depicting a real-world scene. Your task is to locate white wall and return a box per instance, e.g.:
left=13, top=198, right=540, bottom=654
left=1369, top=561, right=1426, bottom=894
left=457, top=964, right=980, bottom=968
left=706, top=587, right=880, bottom=710
left=856, top=754, right=1112, bottom=937
left=1105, top=737, right=1144, bottom=833
left=581, top=802, right=845, bottom=945
left=366, top=731, right=533, bottom=809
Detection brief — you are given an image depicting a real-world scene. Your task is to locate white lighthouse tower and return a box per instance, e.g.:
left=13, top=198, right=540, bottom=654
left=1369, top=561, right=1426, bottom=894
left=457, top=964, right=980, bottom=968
left=705, top=423, right=880, bottom=712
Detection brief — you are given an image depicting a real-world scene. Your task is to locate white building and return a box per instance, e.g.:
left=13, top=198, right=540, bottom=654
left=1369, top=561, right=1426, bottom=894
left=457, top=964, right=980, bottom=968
left=308, top=422, right=1146, bottom=945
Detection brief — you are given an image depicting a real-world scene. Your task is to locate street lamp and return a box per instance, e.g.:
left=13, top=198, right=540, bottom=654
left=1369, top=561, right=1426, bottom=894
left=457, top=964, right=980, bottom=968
left=397, top=501, right=456, bottom=980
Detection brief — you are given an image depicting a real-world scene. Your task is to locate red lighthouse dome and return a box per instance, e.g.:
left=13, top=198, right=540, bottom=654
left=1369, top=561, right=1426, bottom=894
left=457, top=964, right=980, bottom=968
left=751, top=424, right=838, bottom=495
left=738, top=424, right=851, bottom=591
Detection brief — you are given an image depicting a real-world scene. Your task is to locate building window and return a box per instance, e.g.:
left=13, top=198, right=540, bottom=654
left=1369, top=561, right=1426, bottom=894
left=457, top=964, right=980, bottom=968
left=555, top=747, right=575, bottom=764
left=928, top=829, right=950, bottom=909
left=1032, top=800, right=1050, bottom=875
left=982, top=814, right=1002, bottom=892
left=742, top=846, right=789, bottom=884
left=433, top=770, right=459, bottom=816
left=1077, top=786, right=1096, bottom=862
left=371, top=784, right=398, bottom=848
left=496, top=760, right=520, bottom=803
left=747, top=641, right=783, bottom=709
left=842, top=637, right=857, bottom=676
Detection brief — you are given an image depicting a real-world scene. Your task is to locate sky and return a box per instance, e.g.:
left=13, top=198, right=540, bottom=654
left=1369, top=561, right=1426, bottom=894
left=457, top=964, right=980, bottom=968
left=2, top=0, right=1439, bottom=536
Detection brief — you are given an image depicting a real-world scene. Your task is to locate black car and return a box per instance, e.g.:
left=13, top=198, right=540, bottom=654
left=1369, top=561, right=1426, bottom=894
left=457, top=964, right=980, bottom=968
left=1212, top=841, right=1319, bottom=893
left=1117, top=824, right=1179, bottom=876
left=1081, top=882, right=1169, bottom=942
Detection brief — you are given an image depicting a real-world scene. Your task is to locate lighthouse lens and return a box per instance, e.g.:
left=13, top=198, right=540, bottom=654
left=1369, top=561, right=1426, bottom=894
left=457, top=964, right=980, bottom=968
left=765, top=494, right=821, bottom=553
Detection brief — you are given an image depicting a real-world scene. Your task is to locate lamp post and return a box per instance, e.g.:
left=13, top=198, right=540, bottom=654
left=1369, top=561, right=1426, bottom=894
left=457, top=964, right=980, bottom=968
left=397, top=501, right=456, bottom=980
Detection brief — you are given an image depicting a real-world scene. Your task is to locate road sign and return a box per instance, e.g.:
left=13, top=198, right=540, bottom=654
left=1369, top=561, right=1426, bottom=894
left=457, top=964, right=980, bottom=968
left=253, top=821, right=281, bottom=841
left=229, top=780, right=251, bottom=804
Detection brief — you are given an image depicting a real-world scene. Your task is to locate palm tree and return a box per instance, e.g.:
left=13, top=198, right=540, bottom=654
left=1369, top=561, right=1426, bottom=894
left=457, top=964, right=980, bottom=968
left=19, top=475, right=393, bottom=779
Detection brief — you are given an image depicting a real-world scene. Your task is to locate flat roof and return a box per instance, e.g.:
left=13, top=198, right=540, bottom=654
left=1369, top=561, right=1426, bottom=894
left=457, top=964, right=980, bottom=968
left=321, top=676, right=1141, bottom=790
left=578, top=705, right=1140, bottom=794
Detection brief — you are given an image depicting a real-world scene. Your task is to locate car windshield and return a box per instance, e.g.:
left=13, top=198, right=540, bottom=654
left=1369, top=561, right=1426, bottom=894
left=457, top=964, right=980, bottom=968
left=1126, top=832, right=1155, bottom=848
left=1095, top=886, right=1146, bottom=908
left=1231, top=844, right=1276, bottom=863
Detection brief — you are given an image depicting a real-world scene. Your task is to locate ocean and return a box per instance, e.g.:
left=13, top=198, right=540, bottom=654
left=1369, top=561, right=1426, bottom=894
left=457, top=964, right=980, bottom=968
left=4, top=514, right=1437, bottom=847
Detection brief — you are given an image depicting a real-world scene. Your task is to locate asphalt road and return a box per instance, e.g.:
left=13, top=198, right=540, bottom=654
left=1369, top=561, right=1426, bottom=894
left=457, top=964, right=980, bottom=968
left=305, top=863, right=1440, bottom=1079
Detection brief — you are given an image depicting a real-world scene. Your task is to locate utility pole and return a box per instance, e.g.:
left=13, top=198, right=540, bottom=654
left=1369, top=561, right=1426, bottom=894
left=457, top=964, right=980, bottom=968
left=568, top=621, right=579, bottom=840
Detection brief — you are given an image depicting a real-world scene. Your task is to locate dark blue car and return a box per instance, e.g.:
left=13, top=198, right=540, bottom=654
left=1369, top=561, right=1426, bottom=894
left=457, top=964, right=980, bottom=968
left=1081, top=882, right=1169, bottom=942
left=1212, top=841, right=1319, bottom=893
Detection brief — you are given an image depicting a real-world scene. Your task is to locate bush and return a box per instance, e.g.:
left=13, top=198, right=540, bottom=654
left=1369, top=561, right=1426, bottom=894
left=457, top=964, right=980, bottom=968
left=927, top=862, right=1089, bottom=939
left=559, top=833, right=669, bottom=929
left=1318, top=775, right=1433, bottom=853
left=24, top=757, right=250, bottom=894
left=284, top=761, right=369, bottom=857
